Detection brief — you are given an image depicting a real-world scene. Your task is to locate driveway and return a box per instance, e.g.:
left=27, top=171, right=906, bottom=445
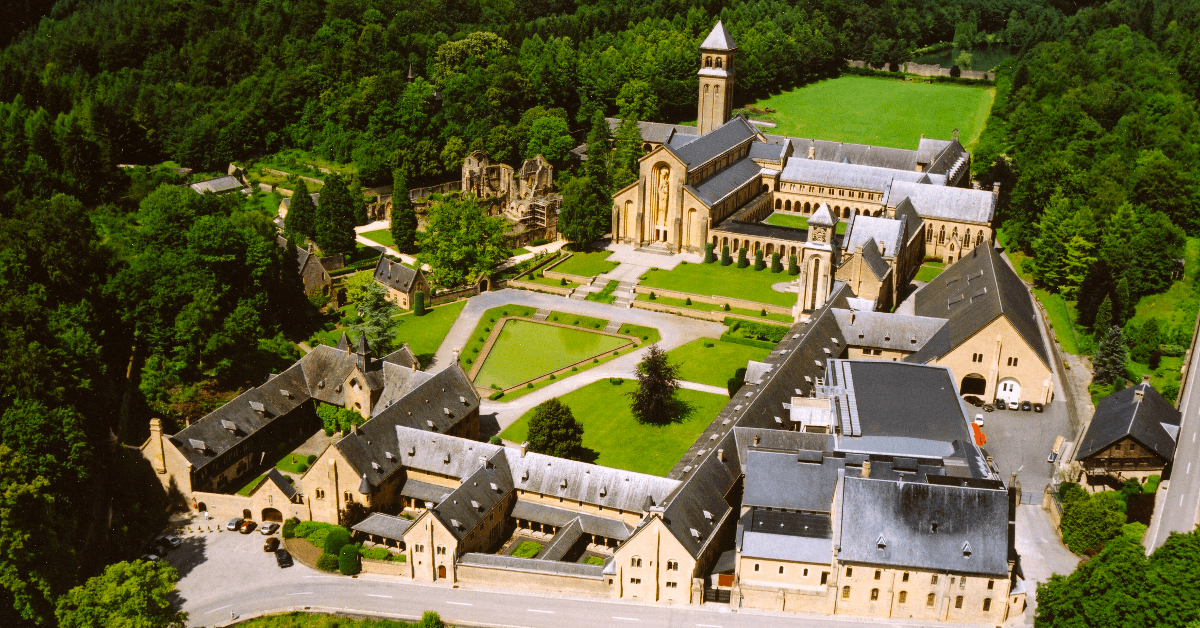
left=976, top=402, right=1072, bottom=487
left=168, top=522, right=1003, bottom=628
left=1014, top=505, right=1081, bottom=623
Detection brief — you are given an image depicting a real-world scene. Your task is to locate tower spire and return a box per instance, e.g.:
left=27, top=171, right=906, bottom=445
left=697, top=22, right=738, bottom=134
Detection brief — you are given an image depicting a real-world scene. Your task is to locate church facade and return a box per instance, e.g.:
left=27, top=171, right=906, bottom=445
left=610, top=21, right=997, bottom=314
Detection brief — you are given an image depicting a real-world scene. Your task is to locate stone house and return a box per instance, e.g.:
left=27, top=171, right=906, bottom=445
left=1076, top=377, right=1180, bottom=490
left=373, top=256, right=429, bottom=309
left=276, top=236, right=334, bottom=297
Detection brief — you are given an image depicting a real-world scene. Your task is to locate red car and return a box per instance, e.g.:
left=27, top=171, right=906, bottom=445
left=239, top=520, right=257, bottom=534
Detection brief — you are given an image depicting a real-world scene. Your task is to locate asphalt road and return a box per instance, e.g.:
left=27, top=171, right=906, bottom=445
left=173, top=529, right=999, bottom=628
left=1148, top=332, right=1200, bottom=551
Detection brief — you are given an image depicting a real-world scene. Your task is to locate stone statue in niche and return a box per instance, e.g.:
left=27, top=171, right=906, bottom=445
left=655, top=169, right=670, bottom=226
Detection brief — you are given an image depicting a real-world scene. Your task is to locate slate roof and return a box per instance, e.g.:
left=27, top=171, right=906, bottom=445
left=672, top=116, right=759, bottom=169
left=539, top=517, right=584, bottom=561
left=741, top=530, right=832, bottom=564
left=280, top=193, right=320, bottom=209
left=892, top=197, right=924, bottom=236
left=884, top=180, right=994, bottom=224
left=689, top=157, right=761, bottom=206
left=743, top=450, right=846, bottom=512
left=262, top=468, right=299, bottom=500
left=374, top=256, right=422, bottom=293
left=457, top=553, right=605, bottom=578
left=842, top=215, right=902, bottom=258
left=787, top=138, right=920, bottom=171
left=859, top=239, right=892, bottom=281
left=808, top=203, right=836, bottom=226
left=1076, top=382, right=1181, bottom=461
left=832, top=309, right=947, bottom=352
left=780, top=158, right=931, bottom=193
left=505, top=448, right=680, bottom=514
left=700, top=20, right=737, bottom=50
left=749, top=141, right=787, bottom=163
left=838, top=477, right=1010, bottom=576
left=713, top=219, right=810, bottom=244
left=400, top=479, right=452, bottom=504
left=427, top=450, right=514, bottom=541
left=511, top=500, right=633, bottom=541
left=907, top=246, right=1050, bottom=368
left=917, top=138, right=953, bottom=164
left=352, top=512, right=414, bottom=540
left=189, top=175, right=243, bottom=194
left=605, top=119, right=698, bottom=145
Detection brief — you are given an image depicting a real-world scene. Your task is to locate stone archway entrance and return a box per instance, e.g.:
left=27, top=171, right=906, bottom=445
left=960, top=374, right=987, bottom=396
left=242, top=508, right=252, bottom=521
left=262, top=508, right=283, bottom=522
left=437, top=565, right=446, bottom=579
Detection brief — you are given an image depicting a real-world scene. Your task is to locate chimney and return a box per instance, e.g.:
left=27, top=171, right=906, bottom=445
left=877, top=240, right=886, bottom=256
left=1010, top=471, right=1018, bottom=487
left=807, top=146, right=815, bottom=159
left=754, top=434, right=760, bottom=446
left=717, top=449, right=725, bottom=462
left=520, top=441, right=528, bottom=458
left=862, top=460, right=871, bottom=478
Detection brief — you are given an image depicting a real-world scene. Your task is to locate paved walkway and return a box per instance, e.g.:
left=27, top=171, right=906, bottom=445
left=1014, top=504, right=1080, bottom=623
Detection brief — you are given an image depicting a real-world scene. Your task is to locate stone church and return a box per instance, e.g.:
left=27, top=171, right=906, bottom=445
left=610, top=21, right=997, bottom=314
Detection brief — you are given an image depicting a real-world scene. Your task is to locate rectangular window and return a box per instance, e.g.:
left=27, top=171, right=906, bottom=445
left=665, top=582, right=677, bottom=588
left=902, top=572, right=910, bottom=582
left=960, top=577, right=966, bottom=589
left=631, top=578, right=641, bottom=584
left=955, top=596, right=964, bottom=609
left=803, top=568, right=809, bottom=577
left=754, top=563, right=760, bottom=572
left=874, top=569, right=881, bottom=580
left=821, top=572, right=829, bottom=585
left=842, top=586, right=851, bottom=599
left=898, top=591, right=907, bottom=603
left=870, top=588, right=879, bottom=601
left=846, top=567, right=853, bottom=577
left=987, top=580, right=994, bottom=590
left=927, top=593, right=936, bottom=607
left=778, top=566, right=784, bottom=575
left=931, top=575, right=938, bottom=585
left=983, top=598, right=992, bottom=611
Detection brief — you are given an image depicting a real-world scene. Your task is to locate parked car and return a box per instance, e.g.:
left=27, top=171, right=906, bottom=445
left=150, top=542, right=169, bottom=556
left=1021, top=401, right=1032, bottom=411
left=239, top=520, right=257, bottom=534
left=983, top=404, right=995, bottom=412
left=264, top=537, right=280, bottom=552
left=260, top=522, right=279, bottom=536
left=963, top=395, right=985, bottom=407
left=275, top=549, right=293, bottom=568
left=1033, top=403, right=1044, bottom=413
left=995, top=399, right=1008, bottom=411
left=158, top=535, right=181, bottom=549
left=227, top=517, right=244, bottom=531
left=1047, top=451, right=1059, bottom=463
left=139, top=554, right=161, bottom=563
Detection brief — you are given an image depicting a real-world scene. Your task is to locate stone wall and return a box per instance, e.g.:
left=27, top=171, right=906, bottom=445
left=361, top=558, right=410, bottom=577
left=456, top=561, right=610, bottom=597
left=506, top=279, right=573, bottom=296
left=845, top=59, right=995, bottom=81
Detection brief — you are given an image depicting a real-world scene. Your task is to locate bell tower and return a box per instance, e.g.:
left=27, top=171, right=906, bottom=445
left=698, top=21, right=737, bottom=135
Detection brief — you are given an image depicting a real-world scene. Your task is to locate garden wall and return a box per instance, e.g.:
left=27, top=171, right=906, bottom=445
left=360, top=558, right=409, bottom=577
left=632, top=285, right=792, bottom=316
left=507, top=279, right=573, bottom=296
left=190, top=487, right=310, bottom=524
left=543, top=253, right=597, bottom=285
left=505, top=225, right=558, bottom=249
left=630, top=298, right=793, bottom=325
left=456, top=555, right=610, bottom=597
left=845, top=59, right=995, bottom=80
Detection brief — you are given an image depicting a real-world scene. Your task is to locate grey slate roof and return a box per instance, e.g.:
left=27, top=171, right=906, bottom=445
left=884, top=180, right=994, bottom=224
left=842, top=215, right=902, bottom=257
left=428, top=450, right=514, bottom=541
left=689, top=157, right=761, bottom=206
left=787, top=138, right=920, bottom=171
left=539, top=517, right=584, bottom=561
left=263, top=468, right=299, bottom=500
left=511, top=500, right=634, bottom=541
left=505, top=448, right=680, bottom=514
left=713, top=219, right=810, bottom=245
left=741, top=530, right=832, bottom=564
left=352, top=512, right=414, bottom=540
left=1076, top=382, right=1181, bottom=461
left=700, top=20, right=737, bottom=50
left=892, top=197, right=924, bottom=235
left=859, top=239, right=892, bottom=281
left=917, top=138, right=953, bottom=164
left=808, top=203, right=836, bottom=226
left=907, top=246, right=1050, bottom=368
left=400, top=479, right=451, bottom=504
left=374, top=256, right=422, bottom=293
left=832, top=309, right=947, bottom=352
left=780, top=158, right=931, bottom=193
left=458, top=553, right=605, bottom=579
left=749, top=141, right=787, bottom=163
left=605, top=119, right=698, bottom=145
left=838, top=477, right=1010, bottom=576
left=671, top=116, right=759, bottom=169
left=189, top=175, right=243, bottom=194
left=743, top=450, right=846, bottom=512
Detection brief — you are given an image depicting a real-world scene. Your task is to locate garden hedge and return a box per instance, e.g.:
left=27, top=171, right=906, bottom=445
left=323, top=528, right=351, bottom=555
left=339, top=543, right=362, bottom=575
left=316, top=553, right=339, bottom=572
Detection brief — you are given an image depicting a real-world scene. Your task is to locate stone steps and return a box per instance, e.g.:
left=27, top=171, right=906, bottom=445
left=532, top=309, right=551, bottom=321
left=603, top=320, right=624, bottom=333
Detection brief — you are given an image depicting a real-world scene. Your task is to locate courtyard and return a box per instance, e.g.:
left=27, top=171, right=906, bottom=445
left=473, top=320, right=631, bottom=390
left=763, top=211, right=849, bottom=234
left=638, top=261, right=796, bottom=307
left=499, top=379, right=727, bottom=476
left=666, top=338, right=771, bottom=388
left=549, top=249, right=619, bottom=277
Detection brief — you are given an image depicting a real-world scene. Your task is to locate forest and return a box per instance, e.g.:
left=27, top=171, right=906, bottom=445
left=2, top=0, right=1200, bottom=626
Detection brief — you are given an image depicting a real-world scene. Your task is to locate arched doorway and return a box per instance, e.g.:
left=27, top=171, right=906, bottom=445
left=437, top=565, right=447, bottom=579
left=262, top=508, right=283, bottom=522
left=242, top=509, right=252, bottom=520
left=997, top=378, right=1021, bottom=405
left=479, top=278, right=490, bottom=292
left=960, top=374, right=987, bottom=396
left=197, top=502, right=207, bottom=512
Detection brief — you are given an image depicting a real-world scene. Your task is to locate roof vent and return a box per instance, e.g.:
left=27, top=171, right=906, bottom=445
left=427, top=420, right=435, bottom=428
left=877, top=534, right=886, bottom=550
left=444, top=407, right=452, bottom=416
left=335, top=384, right=343, bottom=393
left=189, top=438, right=207, bottom=451
left=460, top=395, right=467, bottom=404
left=521, top=470, right=529, bottom=481
left=600, top=486, right=607, bottom=497
left=371, top=462, right=381, bottom=471
left=220, top=419, right=237, bottom=431
left=249, top=401, right=265, bottom=413
left=451, top=518, right=462, bottom=530
left=559, top=479, right=568, bottom=489
left=280, top=389, right=291, bottom=398
left=690, top=528, right=701, bottom=539
left=385, top=451, right=394, bottom=460
left=408, top=446, right=416, bottom=456
left=490, top=482, right=499, bottom=492
left=317, top=379, right=325, bottom=389
left=703, top=510, right=713, bottom=520
left=471, top=500, right=481, bottom=510
left=962, top=541, right=972, bottom=558
left=444, top=453, right=451, bottom=464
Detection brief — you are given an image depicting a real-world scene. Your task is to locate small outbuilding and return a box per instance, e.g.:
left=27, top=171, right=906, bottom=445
left=1076, top=376, right=1180, bottom=490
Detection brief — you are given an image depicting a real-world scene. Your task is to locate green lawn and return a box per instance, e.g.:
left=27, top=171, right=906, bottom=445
left=743, top=76, right=995, bottom=151
left=236, top=474, right=268, bottom=496
left=667, top=338, right=771, bottom=389
left=638, top=262, right=794, bottom=307
left=636, top=293, right=793, bottom=322
left=763, top=212, right=848, bottom=234
left=585, top=280, right=619, bottom=304
left=552, top=250, right=619, bottom=277
left=360, top=229, right=395, bottom=247
left=914, top=262, right=946, bottom=282
left=617, top=323, right=661, bottom=344
left=501, top=380, right=728, bottom=476
left=394, top=300, right=466, bottom=363
left=461, top=305, right=540, bottom=370
left=547, top=312, right=609, bottom=331
left=511, top=247, right=531, bottom=257
left=512, top=541, right=542, bottom=558
left=475, top=321, right=629, bottom=389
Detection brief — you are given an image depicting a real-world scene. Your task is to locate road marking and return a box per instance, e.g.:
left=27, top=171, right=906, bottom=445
left=1189, top=463, right=1192, bottom=474
left=612, top=617, right=640, bottom=621
left=287, top=592, right=312, bottom=596
left=366, top=594, right=392, bottom=598
left=697, top=624, right=723, bottom=627
left=207, top=605, right=232, bottom=614
left=527, top=609, right=554, bottom=614
left=446, top=602, right=473, bottom=606
left=1183, top=494, right=1187, bottom=506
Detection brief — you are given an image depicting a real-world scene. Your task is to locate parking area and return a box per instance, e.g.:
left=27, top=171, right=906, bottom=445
left=971, top=397, right=1072, bottom=485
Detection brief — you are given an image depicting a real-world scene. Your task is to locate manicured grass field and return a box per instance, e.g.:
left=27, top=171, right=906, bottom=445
left=586, top=280, right=620, bottom=304
left=667, top=338, right=771, bottom=389
left=394, top=300, right=467, bottom=363
left=638, top=262, right=794, bottom=307
left=636, top=293, right=793, bottom=322
left=914, top=262, right=946, bottom=282
left=743, top=76, right=994, bottom=151
left=360, top=229, right=395, bottom=247
left=763, top=212, right=847, bottom=234
left=552, top=250, right=619, bottom=277
left=474, top=321, right=628, bottom=389
left=547, top=312, right=608, bottom=330
left=1034, top=288, right=1082, bottom=356
left=236, top=474, right=268, bottom=496
left=523, top=274, right=579, bottom=289
left=500, top=380, right=728, bottom=476
left=511, top=247, right=531, bottom=257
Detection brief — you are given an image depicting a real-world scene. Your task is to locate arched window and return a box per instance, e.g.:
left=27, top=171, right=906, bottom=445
left=705, top=56, right=712, bottom=68
left=785, top=200, right=792, bottom=212
left=977, top=233, right=984, bottom=246
left=898, top=591, right=907, bottom=604
left=871, top=588, right=879, bottom=601
left=775, top=199, right=781, bottom=210
left=631, top=556, right=642, bottom=568
left=927, top=229, right=933, bottom=243
left=939, top=226, right=945, bottom=244
left=963, top=230, right=972, bottom=247
left=927, top=593, right=936, bottom=607
left=715, top=57, right=723, bottom=69
left=804, top=202, right=811, bottom=213
left=955, top=596, right=964, bottom=609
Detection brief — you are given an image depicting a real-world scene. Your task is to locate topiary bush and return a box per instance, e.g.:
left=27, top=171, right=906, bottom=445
left=316, top=553, right=339, bottom=572
left=685, top=297, right=691, bottom=305
left=339, top=543, right=362, bottom=575
left=323, top=527, right=351, bottom=555
left=282, top=517, right=300, bottom=539
left=721, top=245, right=732, bottom=266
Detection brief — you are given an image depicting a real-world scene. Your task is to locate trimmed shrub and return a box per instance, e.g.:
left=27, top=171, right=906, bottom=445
left=316, top=553, right=339, bottom=572
left=560, top=277, right=567, bottom=286
left=360, top=547, right=393, bottom=561
left=753, top=249, right=765, bottom=271
left=723, top=303, right=731, bottom=311
left=339, top=543, right=362, bottom=575
left=770, top=252, right=782, bottom=273
left=282, top=517, right=300, bottom=539
left=703, top=243, right=715, bottom=263
left=323, top=527, right=351, bottom=555
left=413, top=290, right=426, bottom=316
left=720, top=245, right=732, bottom=266
left=788, top=254, right=799, bottom=275
left=488, top=391, right=504, bottom=400
left=649, top=292, right=656, bottom=300
left=489, top=435, right=503, bottom=445
left=526, top=382, right=534, bottom=389
left=685, top=297, right=692, bottom=305
left=293, top=521, right=326, bottom=539
left=306, top=454, right=317, bottom=464
left=737, top=247, right=749, bottom=268
left=760, top=308, right=767, bottom=316
left=609, top=377, right=623, bottom=385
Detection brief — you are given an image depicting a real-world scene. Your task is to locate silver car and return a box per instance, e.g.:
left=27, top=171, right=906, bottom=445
left=260, top=522, right=279, bottom=535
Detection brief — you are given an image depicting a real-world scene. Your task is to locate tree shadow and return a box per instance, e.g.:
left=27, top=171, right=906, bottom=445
left=574, top=446, right=600, bottom=464
left=635, top=395, right=696, bottom=426
left=478, top=411, right=501, bottom=440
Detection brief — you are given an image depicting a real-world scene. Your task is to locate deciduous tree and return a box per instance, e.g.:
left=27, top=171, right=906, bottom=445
left=417, top=195, right=507, bottom=288
left=55, top=560, right=187, bottom=628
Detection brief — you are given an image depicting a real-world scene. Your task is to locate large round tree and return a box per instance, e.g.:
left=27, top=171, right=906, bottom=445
left=527, top=398, right=584, bottom=460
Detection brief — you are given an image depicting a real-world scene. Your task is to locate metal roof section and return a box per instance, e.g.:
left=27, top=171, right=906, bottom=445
left=780, top=158, right=933, bottom=194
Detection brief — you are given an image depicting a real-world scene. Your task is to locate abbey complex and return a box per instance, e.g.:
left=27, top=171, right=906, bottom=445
left=138, top=23, right=1049, bottom=625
